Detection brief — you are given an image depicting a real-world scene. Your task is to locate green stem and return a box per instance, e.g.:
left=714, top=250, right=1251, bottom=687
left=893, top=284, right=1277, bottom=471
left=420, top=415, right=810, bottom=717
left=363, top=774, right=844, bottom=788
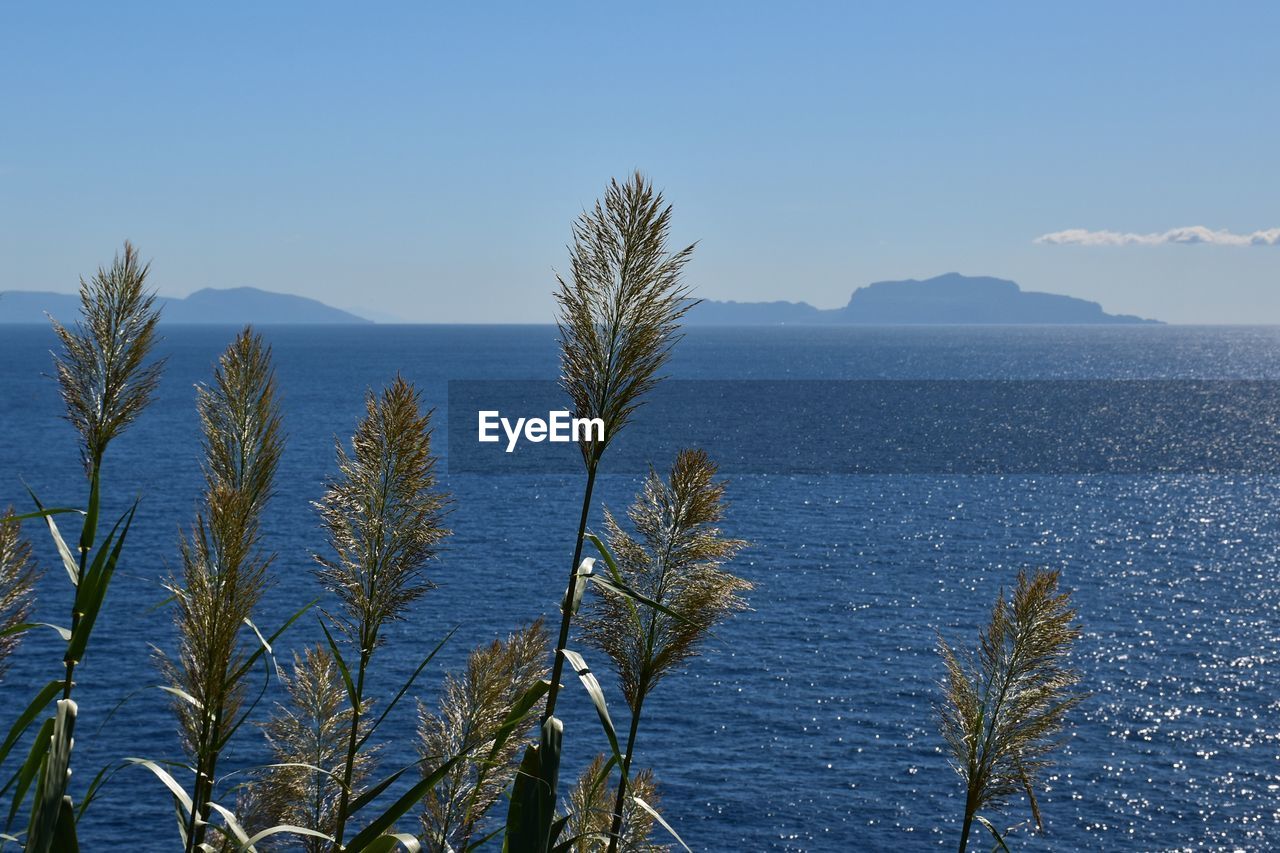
left=958, top=803, right=974, bottom=853
left=183, top=744, right=209, bottom=853
left=607, top=495, right=680, bottom=853
left=543, top=462, right=598, bottom=723
left=606, top=687, right=647, bottom=853
left=61, top=566, right=84, bottom=701
left=63, top=459, right=100, bottom=701
left=332, top=640, right=371, bottom=851
left=185, top=703, right=226, bottom=853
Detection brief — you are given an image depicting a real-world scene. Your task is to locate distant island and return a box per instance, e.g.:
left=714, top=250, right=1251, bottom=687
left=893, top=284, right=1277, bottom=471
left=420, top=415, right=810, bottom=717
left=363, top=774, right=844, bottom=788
left=686, top=273, right=1161, bottom=325
left=0, top=286, right=372, bottom=324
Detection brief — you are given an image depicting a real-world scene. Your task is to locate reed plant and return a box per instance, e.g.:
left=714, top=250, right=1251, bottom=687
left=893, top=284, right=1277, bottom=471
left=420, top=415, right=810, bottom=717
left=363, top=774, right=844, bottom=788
left=49, top=240, right=164, bottom=700
left=219, top=373, right=563, bottom=852
left=579, top=450, right=748, bottom=851
left=147, top=374, right=462, bottom=852
left=157, top=328, right=285, bottom=851
left=311, top=376, right=451, bottom=849
left=564, top=755, right=661, bottom=852
left=0, top=510, right=38, bottom=683
left=543, top=171, right=696, bottom=726
left=241, top=644, right=374, bottom=851
left=416, top=620, right=549, bottom=851
left=0, top=242, right=164, bottom=852
left=937, top=568, right=1085, bottom=853
left=492, top=172, right=699, bottom=853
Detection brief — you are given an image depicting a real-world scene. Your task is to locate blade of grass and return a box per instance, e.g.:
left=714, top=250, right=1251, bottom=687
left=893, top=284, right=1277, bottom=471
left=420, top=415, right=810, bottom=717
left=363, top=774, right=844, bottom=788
left=24, top=488, right=79, bottom=587
left=125, top=758, right=194, bottom=816
left=240, top=824, right=334, bottom=850
left=345, top=765, right=406, bottom=816
left=0, top=624, right=71, bottom=642
left=318, top=620, right=356, bottom=710
left=634, top=795, right=689, bottom=853
left=484, top=679, right=550, bottom=766
left=342, top=755, right=464, bottom=852
left=569, top=558, right=595, bottom=616
left=228, top=598, right=317, bottom=684
left=51, top=796, right=77, bottom=853
left=26, top=699, right=77, bottom=853
left=560, top=649, right=621, bottom=762
left=65, top=506, right=135, bottom=666
left=76, top=762, right=123, bottom=821
left=1, top=508, right=83, bottom=525
left=0, top=681, right=61, bottom=768
left=975, top=815, right=1012, bottom=853
left=356, top=627, right=456, bottom=751
left=4, top=717, right=54, bottom=830
left=203, top=802, right=250, bottom=847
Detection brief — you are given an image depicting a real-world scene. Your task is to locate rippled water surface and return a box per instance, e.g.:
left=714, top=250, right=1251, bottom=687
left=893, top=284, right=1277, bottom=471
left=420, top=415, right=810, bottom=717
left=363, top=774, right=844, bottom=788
left=1, top=324, right=1278, bottom=850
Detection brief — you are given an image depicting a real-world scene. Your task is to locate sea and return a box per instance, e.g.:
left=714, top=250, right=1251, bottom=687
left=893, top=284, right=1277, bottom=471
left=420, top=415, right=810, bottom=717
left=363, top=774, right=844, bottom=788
left=1, top=323, right=1279, bottom=851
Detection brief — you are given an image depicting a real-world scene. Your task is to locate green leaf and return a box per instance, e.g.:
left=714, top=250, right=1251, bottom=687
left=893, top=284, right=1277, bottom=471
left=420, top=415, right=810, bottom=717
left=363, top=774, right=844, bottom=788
left=586, top=532, right=699, bottom=628
left=353, top=832, right=422, bottom=853
left=342, top=755, right=463, bottom=852
left=585, top=532, right=640, bottom=629
left=242, top=617, right=272, bottom=655
left=319, top=621, right=357, bottom=710
left=461, top=825, right=504, bottom=852
left=229, top=598, right=317, bottom=684
left=79, top=468, right=100, bottom=554
left=483, top=679, right=549, bottom=768
left=504, top=743, right=545, bottom=853
left=569, top=557, right=595, bottom=616
left=34, top=624, right=72, bottom=642
left=65, top=505, right=135, bottom=666
left=26, top=699, right=77, bottom=853
left=4, top=717, right=54, bottom=831
left=975, top=815, right=1012, bottom=853
left=51, top=796, right=77, bottom=853
left=240, top=824, right=333, bottom=850
left=634, top=795, right=690, bottom=853
left=204, top=802, right=249, bottom=846
left=502, top=717, right=562, bottom=853
left=76, top=762, right=122, bottom=822
left=578, top=753, right=618, bottom=806
left=0, top=680, right=62, bottom=770
left=0, top=507, right=82, bottom=524
left=357, top=627, right=456, bottom=751
left=589, top=575, right=696, bottom=628
left=345, top=766, right=406, bottom=816
left=536, top=717, right=562, bottom=825
left=584, top=533, right=618, bottom=577
left=544, top=815, right=572, bottom=853
left=559, top=649, right=621, bottom=761
left=157, top=686, right=204, bottom=711
left=249, top=761, right=343, bottom=784
left=25, top=487, right=79, bottom=587
left=124, top=758, right=194, bottom=817
left=93, top=685, right=152, bottom=737
left=218, top=600, right=320, bottom=753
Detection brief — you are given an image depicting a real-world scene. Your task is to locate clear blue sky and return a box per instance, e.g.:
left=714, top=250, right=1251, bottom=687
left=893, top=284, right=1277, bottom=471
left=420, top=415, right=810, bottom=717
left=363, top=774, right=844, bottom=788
left=2, top=2, right=1276, bottom=323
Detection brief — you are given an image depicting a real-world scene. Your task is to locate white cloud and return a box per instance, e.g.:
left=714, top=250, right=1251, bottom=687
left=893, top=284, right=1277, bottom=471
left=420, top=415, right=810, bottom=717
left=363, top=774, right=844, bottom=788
left=1035, top=226, right=1280, bottom=247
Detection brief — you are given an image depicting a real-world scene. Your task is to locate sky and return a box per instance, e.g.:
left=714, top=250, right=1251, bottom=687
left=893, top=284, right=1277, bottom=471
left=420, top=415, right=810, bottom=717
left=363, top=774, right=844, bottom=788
left=2, top=2, right=1276, bottom=324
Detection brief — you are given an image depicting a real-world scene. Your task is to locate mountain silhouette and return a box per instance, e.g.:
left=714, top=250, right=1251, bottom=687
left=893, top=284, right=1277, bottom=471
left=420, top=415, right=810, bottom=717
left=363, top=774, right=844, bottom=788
left=686, top=273, right=1160, bottom=325
left=0, top=286, right=372, bottom=324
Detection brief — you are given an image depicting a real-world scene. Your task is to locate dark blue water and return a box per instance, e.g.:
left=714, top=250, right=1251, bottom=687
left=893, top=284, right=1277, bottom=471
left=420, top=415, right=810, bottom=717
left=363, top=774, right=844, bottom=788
left=2, top=324, right=1279, bottom=851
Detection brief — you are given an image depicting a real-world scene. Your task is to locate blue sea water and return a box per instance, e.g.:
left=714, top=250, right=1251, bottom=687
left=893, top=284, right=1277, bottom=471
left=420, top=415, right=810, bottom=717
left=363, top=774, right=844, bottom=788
left=1, top=324, right=1279, bottom=851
